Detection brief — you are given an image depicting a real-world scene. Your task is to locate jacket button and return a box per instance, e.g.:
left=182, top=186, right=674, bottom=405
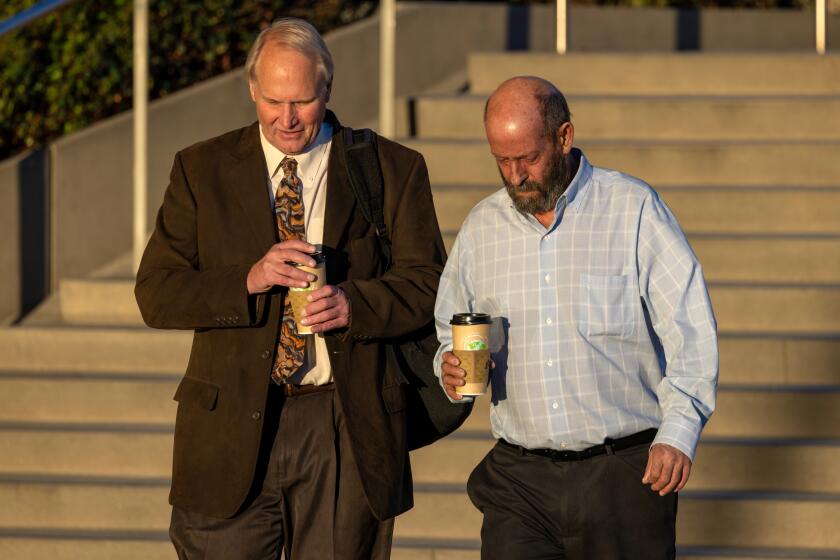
left=261, top=349, right=271, bottom=359
left=252, top=411, right=261, bottom=420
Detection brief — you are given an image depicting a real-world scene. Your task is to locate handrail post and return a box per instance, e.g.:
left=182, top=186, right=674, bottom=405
left=816, top=0, right=827, bottom=55
left=133, top=0, right=148, bottom=273
left=379, top=0, right=396, bottom=138
left=556, top=0, right=568, bottom=54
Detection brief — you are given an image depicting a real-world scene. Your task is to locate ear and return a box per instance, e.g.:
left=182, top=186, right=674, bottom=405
left=324, top=79, right=332, bottom=104
left=248, top=80, right=257, bottom=103
left=557, top=122, right=574, bottom=155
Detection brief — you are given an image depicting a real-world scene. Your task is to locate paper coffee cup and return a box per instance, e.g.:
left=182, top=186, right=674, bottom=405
left=451, top=313, right=492, bottom=396
left=288, top=248, right=326, bottom=335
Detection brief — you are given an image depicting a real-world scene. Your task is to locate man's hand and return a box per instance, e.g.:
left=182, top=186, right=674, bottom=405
left=247, top=240, right=317, bottom=294
left=299, top=285, right=351, bottom=333
left=441, top=351, right=467, bottom=400
left=642, top=443, right=692, bottom=496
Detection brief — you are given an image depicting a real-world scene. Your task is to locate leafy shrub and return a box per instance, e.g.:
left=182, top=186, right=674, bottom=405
left=0, top=0, right=374, bottom=159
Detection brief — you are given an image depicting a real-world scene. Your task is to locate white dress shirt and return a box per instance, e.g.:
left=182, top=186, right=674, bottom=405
left=434, top=149, right=718, bottom=460
left=259, top=122, right=333, bottom=385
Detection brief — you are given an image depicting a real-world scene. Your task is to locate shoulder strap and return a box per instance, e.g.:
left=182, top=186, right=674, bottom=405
left=343, top=127, right=392, bottom=266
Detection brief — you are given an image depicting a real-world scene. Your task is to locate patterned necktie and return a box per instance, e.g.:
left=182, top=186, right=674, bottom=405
left=271, top=157, right=306, bottom=383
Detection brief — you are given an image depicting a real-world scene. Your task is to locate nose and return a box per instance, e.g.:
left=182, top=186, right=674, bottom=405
left=280, top=103, right=298, bottom=129
left=507, top=160, right=528, bottom=186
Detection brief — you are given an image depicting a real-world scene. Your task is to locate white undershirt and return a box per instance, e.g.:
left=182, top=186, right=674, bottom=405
left=259, top=122, right=333, bottom=385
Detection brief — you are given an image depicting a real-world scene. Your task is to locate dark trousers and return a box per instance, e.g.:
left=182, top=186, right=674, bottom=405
left=467, top=439, right=677, bottom=560
left=170, top=387, right=393, bottom=560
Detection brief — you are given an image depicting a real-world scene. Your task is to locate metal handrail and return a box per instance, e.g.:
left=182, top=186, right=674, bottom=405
left=557, top=0, right=568, bottom=54
left=817, top=0, right=827, bottom=54
left=379, top=0, right=396, bottom=138
left=0, top=0, right=77, bottom=38
left=0, top=0, right=149, bottom=275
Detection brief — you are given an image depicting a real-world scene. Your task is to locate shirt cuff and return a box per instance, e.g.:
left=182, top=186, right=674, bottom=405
left=652, top=416, right=703, bottom=461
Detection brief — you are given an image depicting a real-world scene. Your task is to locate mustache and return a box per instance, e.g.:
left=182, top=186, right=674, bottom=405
left=504, top=179, right=543, bottom=194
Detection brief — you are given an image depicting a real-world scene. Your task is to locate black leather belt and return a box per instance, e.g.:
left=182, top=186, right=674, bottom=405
left=500, top=428, right=657, bottom=462
left=281, top=382, right=335, bottom=397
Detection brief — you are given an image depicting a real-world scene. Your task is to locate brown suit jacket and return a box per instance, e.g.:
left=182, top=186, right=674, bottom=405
left=135, top=111, right=445, bottom=520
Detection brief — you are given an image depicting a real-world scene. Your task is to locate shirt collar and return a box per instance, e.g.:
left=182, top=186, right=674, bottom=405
left=562, top=148, right=592, bottom=214
left=258, top=121, right=333, bottom=179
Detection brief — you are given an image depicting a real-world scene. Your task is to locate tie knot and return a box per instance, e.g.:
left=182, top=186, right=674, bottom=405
left=280, top=157, right=298, bottom=179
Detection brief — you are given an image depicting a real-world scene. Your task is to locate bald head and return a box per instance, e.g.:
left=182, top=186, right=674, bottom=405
left=484, top=76, right=570, bottom=146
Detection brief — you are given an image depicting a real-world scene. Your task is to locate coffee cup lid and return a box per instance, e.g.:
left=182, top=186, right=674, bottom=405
left=450, top=313, right=492, bottom=326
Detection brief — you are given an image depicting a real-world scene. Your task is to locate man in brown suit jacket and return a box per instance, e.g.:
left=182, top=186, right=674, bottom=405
left=135, top=18, right=445, bottom=560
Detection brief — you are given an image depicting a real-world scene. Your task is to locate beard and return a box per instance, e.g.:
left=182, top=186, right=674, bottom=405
left=501, top=147, right=572, bottom=215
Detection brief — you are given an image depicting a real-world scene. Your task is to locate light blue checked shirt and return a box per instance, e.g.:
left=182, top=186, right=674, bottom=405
left=434, top=149, right=718, bottom=460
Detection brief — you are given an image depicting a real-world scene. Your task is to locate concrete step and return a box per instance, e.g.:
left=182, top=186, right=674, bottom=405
left=691, top=237, right=840, bottom=285
left=413, top=94, right=840, bottom=141
left=0, top=477, right=170, bottom=531
left=397, top=487, right=840, bottom=550
left=410, top=139, right=840, bottom=187
left=432, top=184, right=840, bottom=235
left=4, top=420, right=838, bottom=495
left=461, top=389, right=840, bottom=440
left=4, top=477, right=839, bottom=550
left=0, top=536, right=172, bottom=560
left=467, top=53, right=840, bottom=96
left=2, top=537, right=835, bottom=560
left=710, top=285, right=840, bottom=334
left=0, top=427, right=172, bottom=479
left=0, top=327, right=190, bottom=373
left=0, top=374, right=177, bottom=425
left=391, top=545, right=840, bottom=560
left=412, top=438, right=840, bottom=495
left=60, top=279, right=142, bottom=326
left=718, top=335, right=840, bottom=387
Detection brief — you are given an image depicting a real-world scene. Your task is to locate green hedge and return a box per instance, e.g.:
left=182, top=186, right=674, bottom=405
left=0, top=0, right=374, bottom=160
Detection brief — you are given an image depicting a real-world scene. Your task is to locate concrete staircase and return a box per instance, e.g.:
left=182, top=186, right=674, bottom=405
left=397, top=52, right=840, bottom=560
left=1, top=52, right=839, bottom=559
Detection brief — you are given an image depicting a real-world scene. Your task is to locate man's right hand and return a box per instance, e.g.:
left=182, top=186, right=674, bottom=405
left=247, top=240, right=317, bottom=294
left=441, top=351, right=467, bottom=401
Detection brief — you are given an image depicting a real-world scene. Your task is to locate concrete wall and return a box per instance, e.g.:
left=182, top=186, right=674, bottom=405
left=0, top=149, right=49, bottom=324
left=568, top=6, right=840, bottom=51
left=4, top=3, right=840, bottom=305
left=47, top=3, right=541, bottom=283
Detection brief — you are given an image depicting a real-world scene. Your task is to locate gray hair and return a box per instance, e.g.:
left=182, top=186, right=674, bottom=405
left=536, top=89, right=571, bottom=145
left=245, top=18, right=334, bottom=91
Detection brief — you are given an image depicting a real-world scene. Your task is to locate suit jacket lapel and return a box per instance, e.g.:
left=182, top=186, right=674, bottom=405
left=230, top=122, right=276, bottom=251
left=323, top=112, right=357, bottom=249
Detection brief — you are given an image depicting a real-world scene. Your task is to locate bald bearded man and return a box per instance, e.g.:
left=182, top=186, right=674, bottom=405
left=433, top=77, right=719, bottom=559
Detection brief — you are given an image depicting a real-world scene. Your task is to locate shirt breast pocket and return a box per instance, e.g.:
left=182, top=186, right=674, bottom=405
left=577, top=273, right=637, bottom=338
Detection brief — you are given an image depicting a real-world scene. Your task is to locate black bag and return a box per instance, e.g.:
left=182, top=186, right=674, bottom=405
left=343, top=127, right=473, bottom=450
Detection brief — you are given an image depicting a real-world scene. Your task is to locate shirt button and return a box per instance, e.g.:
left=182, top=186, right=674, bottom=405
left=544, top=274, right=551, bottom=283
left=546, top=317, right=552, bottom=325
left=251, top=411, right=261, bottom=420
left=546, top=359, right=553, bottom=366
left=552, top=401, right=559, bottom=410
left=560, top=442, right=567, bottom=449
left=261, top=350, right=271, bottom=359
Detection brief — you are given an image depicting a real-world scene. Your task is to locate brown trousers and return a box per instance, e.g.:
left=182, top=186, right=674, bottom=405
left=467, top=439, right=677, bottom=560
left=170, top=387, right=393, bottom=560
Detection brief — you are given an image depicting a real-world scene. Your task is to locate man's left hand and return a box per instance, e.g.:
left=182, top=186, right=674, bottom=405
left=300, top=285, right=351, bottom=333
left=642, top=443, right=692, bottom=496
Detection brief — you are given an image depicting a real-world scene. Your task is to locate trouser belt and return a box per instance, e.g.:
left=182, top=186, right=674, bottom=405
left=500, top=428, right=657, bottom=462
left=281, top=382, right=335, bottom=397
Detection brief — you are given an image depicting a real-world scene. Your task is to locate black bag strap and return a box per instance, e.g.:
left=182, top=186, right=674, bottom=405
left=343, top=127, right=392, bottom=266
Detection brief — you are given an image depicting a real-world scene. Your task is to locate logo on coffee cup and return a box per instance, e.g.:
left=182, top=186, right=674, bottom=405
left=465, top=335, right=488, bottom=351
